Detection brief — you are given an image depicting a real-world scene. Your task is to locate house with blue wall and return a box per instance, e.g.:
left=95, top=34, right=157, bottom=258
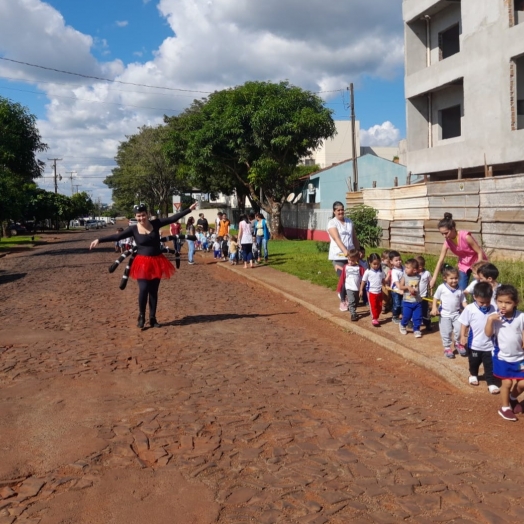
left=300, top=154, right=417, bottom=209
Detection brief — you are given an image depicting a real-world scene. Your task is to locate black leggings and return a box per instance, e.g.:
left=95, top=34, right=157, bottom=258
left=137, top=278, right=161, bottom=318
left=468, top=350, right=494, bottom=385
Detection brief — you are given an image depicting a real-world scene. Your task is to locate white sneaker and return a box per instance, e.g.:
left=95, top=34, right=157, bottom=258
left=414, top=330, right=422, bottom=338
left=488, top=385, right=500, bottom=395
left=468, top=376, right=479, bottom=386
left=399, top=324, right=407, bottom=335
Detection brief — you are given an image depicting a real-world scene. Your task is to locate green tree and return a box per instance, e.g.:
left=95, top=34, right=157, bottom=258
left=0, top=96, right=47, bottom=235
left=105, top=125, right=190, bottom=217
left=184, top=81, right=335, bottom=236
left=347, top=205, right=382, bottom=248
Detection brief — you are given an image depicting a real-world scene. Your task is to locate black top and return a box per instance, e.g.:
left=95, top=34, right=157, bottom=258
left=196, top=217, right=209, bottom=232
left=98, top=208, right=192, bottom=256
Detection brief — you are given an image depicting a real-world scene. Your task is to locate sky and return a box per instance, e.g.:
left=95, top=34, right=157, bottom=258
left=0, top=0, right=406, bottom=203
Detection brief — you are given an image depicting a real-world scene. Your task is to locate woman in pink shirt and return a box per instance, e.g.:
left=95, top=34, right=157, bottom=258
left=430, top=212, right=487, bottom=290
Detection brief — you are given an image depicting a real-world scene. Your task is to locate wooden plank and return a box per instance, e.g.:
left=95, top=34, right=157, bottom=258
left=480, top=175, right=524, bottom=192
left=482, top=233, right=524, bottom=251
left=390, top=234, right=424, bottom=246
left=376, top=210, right=395, bottom=221
left=390, top=227, right=424, bottom=238
left=490, top=248, right=524, bottom=261
left=377, top=220, right=390, bottom=229
left=424, top=242, right=446, bottom=256
left=424, top=231, right=446, bottom=244
left=395, top=197, right=430, bottom=210
left=379, top=239, right=390, bottom=249
left=362, top=188, right=393, bottom=199
left=480, top=192, right=524, bottom=207
left=381, top=230, right=390, bottom=240
left=391, top=184, right=428, bottom=198
left=428, top=195, right=480, bottom=208
left=427, top=179, right=479, bottom=195
left=390, top=220, right=424, bottom=229
left=389, top=242, right=426, bottom=254
left=425, top=219, right=481, bottom=233
left=486, top=209, right=524, bottom=223
left=482, top=222, right=524, bottom=236
left=396, top=208, right=430, bottom=221
left=429, top=207, right=479, bottom=221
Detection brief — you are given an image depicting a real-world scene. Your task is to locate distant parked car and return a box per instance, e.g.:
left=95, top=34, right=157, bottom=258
left=97, top=220, right=107, bottom=228
left=7, top=223, right=27, bottom=236
left=85, top=220, right=99, bottom=230
left=128, top=219, right=138, bottom=227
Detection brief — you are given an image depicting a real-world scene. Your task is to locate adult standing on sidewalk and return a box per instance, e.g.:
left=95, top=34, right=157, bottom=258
left=197, top=213, right=209, bottom=233
left=186, top=216, right=196, bottom=265
left=89, top=202, right=197, bottom=328
left=254, top=212, right=271, bottom=262
left=430, top=212, right=487, bottom=290
left=238, top=214, right=254, bottom=269
left=327, top=201, right=359, bottom=311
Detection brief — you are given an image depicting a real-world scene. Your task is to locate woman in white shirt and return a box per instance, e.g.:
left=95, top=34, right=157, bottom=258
left=238, top=214, right=255, bottom=269
left=327, top=201, right=360, bottom=311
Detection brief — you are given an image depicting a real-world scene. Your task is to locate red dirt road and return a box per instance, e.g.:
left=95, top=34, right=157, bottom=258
left=1, top=230, right=523, bottom=523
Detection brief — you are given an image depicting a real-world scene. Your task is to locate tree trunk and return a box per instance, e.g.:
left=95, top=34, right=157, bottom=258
left=269, top=202, right=285, bottom=239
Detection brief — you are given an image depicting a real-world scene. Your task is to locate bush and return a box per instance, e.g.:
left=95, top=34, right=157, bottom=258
left=347, top=205, right=382, bottom=248
left=315, top=241, right=329, bottom=253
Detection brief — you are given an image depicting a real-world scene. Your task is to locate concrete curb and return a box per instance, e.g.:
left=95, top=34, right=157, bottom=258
left=218, top=263, right=469, bottom=392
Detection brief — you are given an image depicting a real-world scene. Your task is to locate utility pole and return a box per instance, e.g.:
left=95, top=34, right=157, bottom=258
left=48, top=158, right=62, bottom=193
left=73, top=184, right=81, bottom=194
left=349, top=84, right=359, bottom=192
left=66, top=171, right=76, bottom=195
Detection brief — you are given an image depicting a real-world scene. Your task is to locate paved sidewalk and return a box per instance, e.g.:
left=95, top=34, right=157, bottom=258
left=218, top=262, right=473, bottom=392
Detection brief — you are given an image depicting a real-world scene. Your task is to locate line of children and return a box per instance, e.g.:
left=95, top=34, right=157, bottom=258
left=338, top=249, right=524, bottom=420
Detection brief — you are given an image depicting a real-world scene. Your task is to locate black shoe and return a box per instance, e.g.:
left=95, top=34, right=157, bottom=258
left=137, top=314, right=145, bottom=329
left=150, top=317, right=160, bottom=328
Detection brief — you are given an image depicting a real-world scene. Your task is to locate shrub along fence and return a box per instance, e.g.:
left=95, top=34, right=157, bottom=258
left=346, top=174, right=524, bottom=260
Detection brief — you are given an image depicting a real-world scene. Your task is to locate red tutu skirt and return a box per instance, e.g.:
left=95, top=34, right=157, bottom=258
left=129, top=254, right=175, bottom=280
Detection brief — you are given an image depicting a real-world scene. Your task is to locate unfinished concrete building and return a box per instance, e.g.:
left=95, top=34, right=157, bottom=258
left=403, top=0, right=524, bottom=179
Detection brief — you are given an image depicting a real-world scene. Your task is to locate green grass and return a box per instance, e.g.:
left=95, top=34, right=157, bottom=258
left=267, top=240, right=524, bottom=299
left=0, top=235, right=38, bottom=251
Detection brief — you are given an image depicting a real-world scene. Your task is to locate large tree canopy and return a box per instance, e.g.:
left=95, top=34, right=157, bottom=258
left=184, top=81, right=335, bottom=235
left=0, top=96, right=47, bottom=233
left=105, top=124, right=191, bottom=217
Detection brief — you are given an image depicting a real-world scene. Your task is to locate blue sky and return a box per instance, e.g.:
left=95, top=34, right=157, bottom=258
left=0, top=0, right=406, bottom=201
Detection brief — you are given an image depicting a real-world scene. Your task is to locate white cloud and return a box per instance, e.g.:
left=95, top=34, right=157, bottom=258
left=0, top=0, right=404, bottom=202
left=360, top=121, right=401, bottom=147
left=116, top=20, right=129, bottom=27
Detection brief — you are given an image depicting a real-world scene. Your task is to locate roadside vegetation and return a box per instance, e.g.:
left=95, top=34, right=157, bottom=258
left=267, top=240, right=524, bottom=299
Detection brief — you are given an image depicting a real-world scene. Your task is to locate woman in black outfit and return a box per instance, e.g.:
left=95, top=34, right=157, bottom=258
left=90, top=202, right=197, bottom=328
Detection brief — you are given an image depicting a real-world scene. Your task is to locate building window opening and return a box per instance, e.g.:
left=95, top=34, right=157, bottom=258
left=517, top=55, right=524, bottom=130
left=515, top=0, right=524, bottom=25
left=439, top=24, right=460, bottom=60
left=440, top=105, right=461, bottom=139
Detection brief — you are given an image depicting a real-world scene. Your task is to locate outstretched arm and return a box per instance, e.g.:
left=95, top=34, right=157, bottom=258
left=430, top=243, right=448, bottom=289
left=90, top=226, right=133, bottom=250
left=158, top=202, right=198, bottom=226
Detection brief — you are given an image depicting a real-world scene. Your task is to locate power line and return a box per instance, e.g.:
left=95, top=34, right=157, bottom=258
left=0, top=57, right=345, bottom=96
left=0, top=85, right=182, bottom=112
left=0, top=56, right=213, bottom=94
left=0, top=74, right=197, bottom=99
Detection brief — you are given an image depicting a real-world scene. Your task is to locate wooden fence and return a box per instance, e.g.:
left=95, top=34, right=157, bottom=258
left=346, top=174, right=524, bottom=259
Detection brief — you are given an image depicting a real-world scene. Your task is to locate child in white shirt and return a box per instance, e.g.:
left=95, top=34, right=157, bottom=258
left=213, top=238, right=221, bottom=259
left=416, top=256, right=433, bottom=332
left=485, top=285, right=524, bottom=421
left=389, top=250, right=404, bottom=324
left=344, top=249, right=363, bottom=322
left=431, top=266, right=466, bottom=359
left=477, top=263, right=501, bottom=307
left=459, top=281, right=498, bottom=393
left=463, top=261, right=487, bottom=301
left=360, top=253, right=385, bottom=327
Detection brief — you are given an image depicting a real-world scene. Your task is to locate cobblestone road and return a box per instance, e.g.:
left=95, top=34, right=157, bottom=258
left=1, top=230, right=523, bottom=523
